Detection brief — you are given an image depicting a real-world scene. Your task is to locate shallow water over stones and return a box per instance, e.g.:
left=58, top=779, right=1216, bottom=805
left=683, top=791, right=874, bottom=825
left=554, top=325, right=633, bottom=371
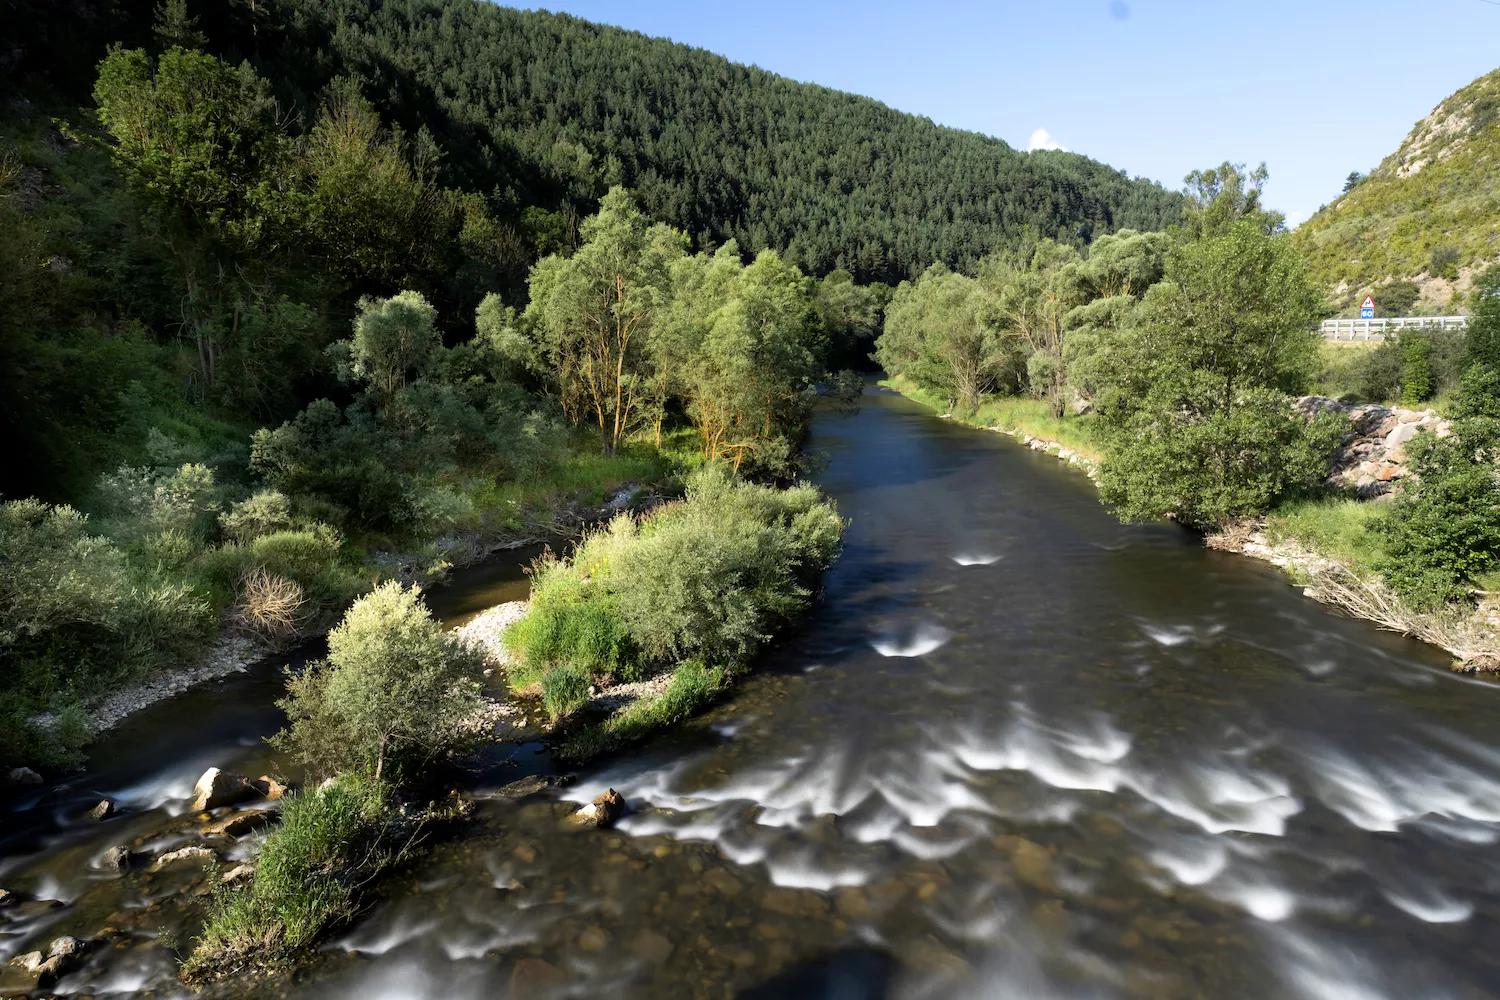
left=8, top=386, right=1500, bottom=998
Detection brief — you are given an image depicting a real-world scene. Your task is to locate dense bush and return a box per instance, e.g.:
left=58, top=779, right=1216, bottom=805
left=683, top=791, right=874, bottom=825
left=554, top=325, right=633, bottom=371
left=1098, top=381, right=1345, bottom=528
left=1378, top=366, right=1500, bottom=609
left=0, top=499, right=215, bottom=764
left=506, top=466, right=843, bottom=698
left=272, top=581, right=484, bottom=782
left=1400, top=333, right=1434, bottom=406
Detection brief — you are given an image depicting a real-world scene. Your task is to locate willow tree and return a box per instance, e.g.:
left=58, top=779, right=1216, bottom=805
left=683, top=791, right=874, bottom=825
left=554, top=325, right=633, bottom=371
left=684, top=249, right=824, bottom=470
left=876, top=265, right=1004, bottom=415
left=526, top=188, right=683, bottom=454
left=982, top=240, right=1083, bottom=419
left=346, top=290, right=439, bottom=419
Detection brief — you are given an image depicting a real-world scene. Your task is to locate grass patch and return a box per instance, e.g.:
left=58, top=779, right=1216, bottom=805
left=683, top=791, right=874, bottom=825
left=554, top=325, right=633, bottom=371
left=880, top=375, right=1102, bottom=462
left=183, top=775, right=395, bottom=983
left=560, top=660, right=727, bottom=761
left=467, top=431, right=700, bottom=537
left=1265, top=497, right=1385, bottom=576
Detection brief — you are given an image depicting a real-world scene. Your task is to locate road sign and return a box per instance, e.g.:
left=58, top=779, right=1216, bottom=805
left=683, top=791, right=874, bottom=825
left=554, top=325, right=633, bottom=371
left=1360, top=294, right=1376, bottom=320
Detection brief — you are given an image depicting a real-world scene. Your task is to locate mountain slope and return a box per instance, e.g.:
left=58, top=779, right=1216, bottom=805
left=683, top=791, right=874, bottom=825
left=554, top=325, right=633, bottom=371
left=1293, top=68, right=1500, bottom=307
left=229, top=0, right=1182, bottom=283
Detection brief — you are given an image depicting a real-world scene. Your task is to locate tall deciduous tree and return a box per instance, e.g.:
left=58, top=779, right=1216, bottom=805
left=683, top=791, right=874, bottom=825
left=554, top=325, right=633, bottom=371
left=1095, top=220, right=1337, bottom=528
left=876, top=266, right=1005, bottom=414
left=525, top=188, right=683, bottom=454
left=982, top=240, right=1083, bottom=418
left=345, top=291, right=440, bottom=419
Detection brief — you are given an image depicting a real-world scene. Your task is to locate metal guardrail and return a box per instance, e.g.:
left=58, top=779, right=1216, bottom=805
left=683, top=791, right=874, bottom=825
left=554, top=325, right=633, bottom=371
left=1321, top=316, right=1469, bottom=341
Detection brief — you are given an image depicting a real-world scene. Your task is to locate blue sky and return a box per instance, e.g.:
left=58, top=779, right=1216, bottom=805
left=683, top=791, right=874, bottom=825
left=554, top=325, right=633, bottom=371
left=525, top=0, right=1500, bottom=227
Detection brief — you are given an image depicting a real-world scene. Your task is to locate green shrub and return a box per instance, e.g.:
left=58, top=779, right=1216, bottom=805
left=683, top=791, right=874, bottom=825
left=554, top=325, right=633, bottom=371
left=198, top=524, right=362, bottom=615
left=610, top=468, right=843, bottom=665
left=1378, top=366, right=1500, bottom=609
left=94, top=462, right=222, bottom=542
left=506, top=465, right=842, bottom=704
left=1431, top=245, right=1461, bottom=281
left=562, top=660, right=725, bottom=760
left=504, top=594, right=642, bottom=684
left=1400, top=334, right=1433, bottom=406
left=272, top=582, right=484, bottom=782
left=542, top=663, right=592, bottom=719
left=218, top=490, right=295, bottom=543
left=1098, top=382, right=1346, bottom=530
left=186, top=774, right=390, bottom=979
left=0, top=499, right=215, bottom=764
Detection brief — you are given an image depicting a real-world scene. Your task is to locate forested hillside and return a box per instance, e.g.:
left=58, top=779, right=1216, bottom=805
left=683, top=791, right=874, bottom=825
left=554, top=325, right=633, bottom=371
left=10, top=0, right=1181, bottom=287
left=1294, top=67, right=1500, bottom=312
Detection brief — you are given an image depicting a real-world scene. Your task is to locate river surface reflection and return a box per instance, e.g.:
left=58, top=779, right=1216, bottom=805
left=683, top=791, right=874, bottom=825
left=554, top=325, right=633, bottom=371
left=6, top=385, right=1500, bottom=999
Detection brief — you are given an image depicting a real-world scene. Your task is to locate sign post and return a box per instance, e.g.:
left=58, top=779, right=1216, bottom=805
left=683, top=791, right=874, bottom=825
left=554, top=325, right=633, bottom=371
left=1360, top=295, right=1376, bottom=320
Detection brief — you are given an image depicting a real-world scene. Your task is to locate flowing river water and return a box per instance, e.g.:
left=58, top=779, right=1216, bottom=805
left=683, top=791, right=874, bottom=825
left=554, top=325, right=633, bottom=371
left=6, top=384, right=1500, bottom=999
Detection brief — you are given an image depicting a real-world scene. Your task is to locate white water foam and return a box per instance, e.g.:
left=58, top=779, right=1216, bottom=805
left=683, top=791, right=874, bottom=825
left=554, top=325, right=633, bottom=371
left=1217, top=879, right=1297, bottom=921
left=1139, top=622, right=1225, bottom=648
left=1296, top=735, right=1500, bottom=833
left=1266, top=928, right=1462, bottom=1000
left=952, top=553, right=1002, bottom=566
left=871, top=623, right=952, bottom=657
left=1146, top=837, right=1228, bottom=887
left=1379, top=884, right=1474, bottom=924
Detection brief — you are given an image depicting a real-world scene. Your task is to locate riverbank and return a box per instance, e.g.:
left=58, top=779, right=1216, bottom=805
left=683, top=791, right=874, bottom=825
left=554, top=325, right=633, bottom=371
left=881, top=377, right=1500, bottom=670
left=7, top=445, right=688, bottom=775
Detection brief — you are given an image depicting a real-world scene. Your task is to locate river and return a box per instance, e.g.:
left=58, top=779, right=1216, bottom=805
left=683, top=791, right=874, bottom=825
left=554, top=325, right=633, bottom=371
left=4, top=384, right=1500, bottom=999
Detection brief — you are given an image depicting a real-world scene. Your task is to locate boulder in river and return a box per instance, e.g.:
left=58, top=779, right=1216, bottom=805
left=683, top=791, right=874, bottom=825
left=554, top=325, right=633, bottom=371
left=100, top=845, right=138, bottom=871
left=494, top=774, right=566, bottom=800
left=85, top=799, right=114, bottom=821
left=191, top=767, right=254, bottom=812
left=2, top=952, right=63, bottom=992
left=5, top=766, right=42, bottom=787
left=152, top=846, right=215, bottom=870
left=251, top=775, right=288, bottom=801
left=508, top=957, right=569, bottom=998
left=1, top=936, right=85, bottom=992
left=204, top=809, right=273, bottom=838
left=569, top=788, right=625, bottom=829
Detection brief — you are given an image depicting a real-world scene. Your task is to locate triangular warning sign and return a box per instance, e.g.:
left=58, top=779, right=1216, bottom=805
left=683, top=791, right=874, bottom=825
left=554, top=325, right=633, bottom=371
left=1361, top=295, right=1376, bottom=310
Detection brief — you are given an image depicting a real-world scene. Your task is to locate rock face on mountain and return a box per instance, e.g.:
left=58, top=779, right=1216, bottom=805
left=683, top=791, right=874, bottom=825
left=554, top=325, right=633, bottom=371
left=1295, top=396, right=1450, bottom=498
left=1293, top=67, right=1500, bottom=306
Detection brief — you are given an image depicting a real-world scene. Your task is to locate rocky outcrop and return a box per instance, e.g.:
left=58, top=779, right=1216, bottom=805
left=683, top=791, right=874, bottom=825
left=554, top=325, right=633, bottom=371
left=85, top=799, right=114, bottom=821
left=1295, top=396, right=1450, bottom=498
left=6, top=766, right=43, bottom=787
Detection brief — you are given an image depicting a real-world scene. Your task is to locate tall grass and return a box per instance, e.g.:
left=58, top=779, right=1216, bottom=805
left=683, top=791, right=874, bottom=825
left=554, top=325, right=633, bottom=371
left=183, top=775, right=392, bottom=982
left=1264, top=497, right=1385, bottom=577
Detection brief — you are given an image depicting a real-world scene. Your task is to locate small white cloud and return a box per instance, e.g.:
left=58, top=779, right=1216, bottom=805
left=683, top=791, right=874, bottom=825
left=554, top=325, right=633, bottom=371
left=1028, top=128, right=1067, bottom=153
left=1284, top=210, right=1306, bottom=229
